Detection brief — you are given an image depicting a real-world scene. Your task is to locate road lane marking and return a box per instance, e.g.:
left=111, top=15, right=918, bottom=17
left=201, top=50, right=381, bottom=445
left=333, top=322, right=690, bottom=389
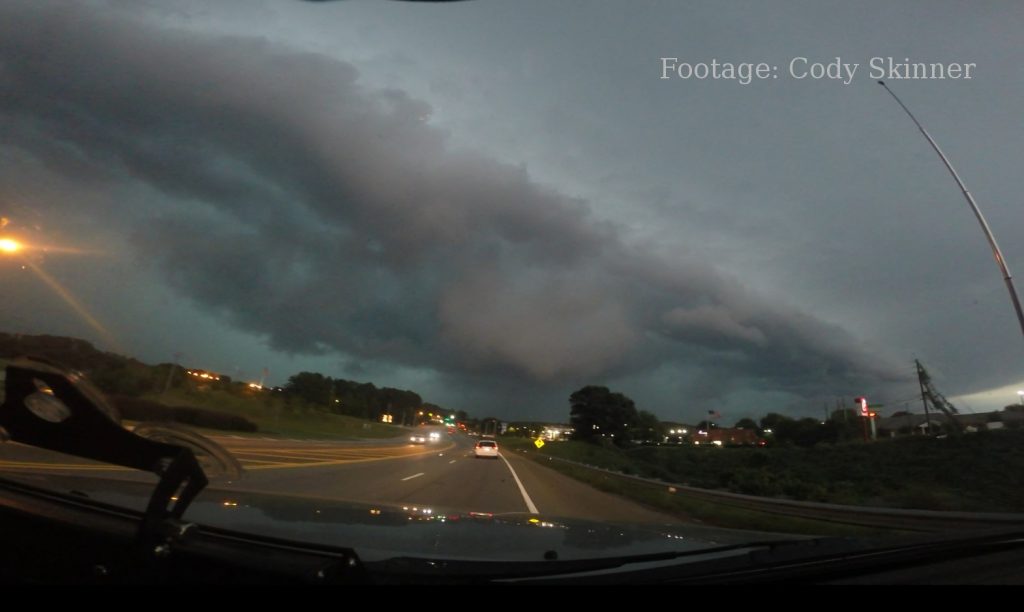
left=498, top=453, right=539, bottom=514
left=402, top=472, right=425, bottom=481
left=0, top=460, right=129, bottom=472
left=449, top=460, right=457, bottom=464
left=2, top=442, right=459, bottom=474
left=244, top=442, right=456, bottom=471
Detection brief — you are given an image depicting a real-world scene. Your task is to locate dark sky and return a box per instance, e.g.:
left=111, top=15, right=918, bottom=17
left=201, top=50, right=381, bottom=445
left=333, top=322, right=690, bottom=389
left=1, top=1, right=1023, bottom=423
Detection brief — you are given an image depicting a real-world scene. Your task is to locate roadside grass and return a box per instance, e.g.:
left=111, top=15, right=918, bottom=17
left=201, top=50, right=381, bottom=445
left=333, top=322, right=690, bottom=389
left=531, top=455, right=890, bottom=537
left=502, top=432, right=1024, bottom=516
left=139, top=388, right=406, bottom=440
left=502, top=438, right=886, bottom=535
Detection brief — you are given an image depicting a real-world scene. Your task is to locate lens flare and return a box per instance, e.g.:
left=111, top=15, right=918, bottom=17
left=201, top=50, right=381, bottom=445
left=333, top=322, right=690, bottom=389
left=20, top=258, right=125, bottom=354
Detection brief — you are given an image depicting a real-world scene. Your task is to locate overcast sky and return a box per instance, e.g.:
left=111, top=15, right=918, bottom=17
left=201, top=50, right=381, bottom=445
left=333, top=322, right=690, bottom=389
left=1, top=0, right=1023, bottom=423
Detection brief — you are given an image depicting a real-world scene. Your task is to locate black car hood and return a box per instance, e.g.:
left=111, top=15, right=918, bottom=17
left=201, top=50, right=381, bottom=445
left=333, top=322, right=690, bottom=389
left=5, top=472, right=801, bottom=563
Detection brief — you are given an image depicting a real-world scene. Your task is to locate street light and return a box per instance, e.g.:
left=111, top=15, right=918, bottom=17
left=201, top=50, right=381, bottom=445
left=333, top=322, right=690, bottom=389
left=0, top=235, right=123, bottom=352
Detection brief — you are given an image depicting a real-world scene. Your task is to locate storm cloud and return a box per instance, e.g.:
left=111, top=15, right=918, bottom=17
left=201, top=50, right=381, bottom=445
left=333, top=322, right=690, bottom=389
left=0, top=2, right=909, bottom=416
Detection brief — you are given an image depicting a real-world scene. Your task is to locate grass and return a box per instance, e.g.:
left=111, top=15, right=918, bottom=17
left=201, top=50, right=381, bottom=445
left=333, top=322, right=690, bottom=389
left=502, top=431, right=1024, bottom=517
left=527, top=454, right=890, bottom=537
left=140, top=388, right=407, bottom=440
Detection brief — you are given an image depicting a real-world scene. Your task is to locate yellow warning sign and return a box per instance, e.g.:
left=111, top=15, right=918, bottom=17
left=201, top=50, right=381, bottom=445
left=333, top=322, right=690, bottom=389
left=534, top=438, right=545, bottom=449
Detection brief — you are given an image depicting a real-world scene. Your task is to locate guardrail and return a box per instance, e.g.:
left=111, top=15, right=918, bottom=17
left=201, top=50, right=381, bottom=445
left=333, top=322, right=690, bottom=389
left=526, top=452, right=1024, bottom=532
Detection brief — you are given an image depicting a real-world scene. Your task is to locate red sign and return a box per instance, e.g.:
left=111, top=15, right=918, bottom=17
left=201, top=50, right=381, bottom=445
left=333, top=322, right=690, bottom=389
left=854, top=396, right=869, bottom=417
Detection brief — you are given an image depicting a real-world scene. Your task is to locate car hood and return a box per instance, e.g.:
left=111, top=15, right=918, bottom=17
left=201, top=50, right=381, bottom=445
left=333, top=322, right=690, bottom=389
left=5, top=472, right=801, bottom=563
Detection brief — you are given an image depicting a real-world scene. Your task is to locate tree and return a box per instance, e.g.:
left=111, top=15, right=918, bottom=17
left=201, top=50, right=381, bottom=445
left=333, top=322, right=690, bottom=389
left=760, top=412, right=792, bottom=431
left=830, top=408, right=860, bottom=422
left=631, top=410, right=661, bottom=443
left=773, top=417, right=836, bottom=447
left=333, top=379, right=380, bottom=419
left=734, top=418, right=758, bottom=430
left=421, top=402, right=445, bottom=424
left=827, top=408, right=864, bottom=442
left=569, top=385, right=640, bottom=447
left=380, top=387, right=422, bottom=423
left=285, top=372, right=333, bottom=407
left=90, top=364, right=155, bottom=397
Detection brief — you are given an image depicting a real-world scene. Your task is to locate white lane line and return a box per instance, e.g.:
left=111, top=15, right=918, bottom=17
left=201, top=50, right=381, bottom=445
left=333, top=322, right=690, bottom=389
left=401, top=472, right=425, bottom=481
left=498, top=453, right=539, bottom=514
left=449, top=460, right=457, bottom=464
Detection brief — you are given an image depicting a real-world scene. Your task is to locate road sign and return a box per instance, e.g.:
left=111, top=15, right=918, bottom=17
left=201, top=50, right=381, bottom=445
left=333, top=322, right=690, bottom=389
left=855, top=396, right=869, bottom=417
left=534, top=438, right=545, bottom=449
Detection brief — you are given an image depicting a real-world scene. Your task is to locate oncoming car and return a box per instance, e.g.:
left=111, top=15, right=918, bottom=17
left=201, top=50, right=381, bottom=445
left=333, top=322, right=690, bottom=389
left=429, top=431, right=441, bottom=442
left=474, top=440, right=498, bottom=459
left=409, top=434, right=427, bottom=444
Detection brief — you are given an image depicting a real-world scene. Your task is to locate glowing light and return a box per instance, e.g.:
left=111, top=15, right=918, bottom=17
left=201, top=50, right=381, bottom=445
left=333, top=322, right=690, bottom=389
left=0, top=238, right=20, bottom=253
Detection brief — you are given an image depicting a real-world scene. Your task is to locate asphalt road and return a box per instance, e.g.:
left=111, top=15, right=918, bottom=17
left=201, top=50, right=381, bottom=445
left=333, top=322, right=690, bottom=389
left=0, top=430, right=682, bottom=525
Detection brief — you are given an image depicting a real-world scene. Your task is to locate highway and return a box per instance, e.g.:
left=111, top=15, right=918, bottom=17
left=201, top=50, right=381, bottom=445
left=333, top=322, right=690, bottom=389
left=0, top=430, right=682, bottom=525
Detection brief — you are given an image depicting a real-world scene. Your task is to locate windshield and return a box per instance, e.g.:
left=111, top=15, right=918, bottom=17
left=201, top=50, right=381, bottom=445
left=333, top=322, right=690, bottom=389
left=2, top=0, right=1024, bottom=578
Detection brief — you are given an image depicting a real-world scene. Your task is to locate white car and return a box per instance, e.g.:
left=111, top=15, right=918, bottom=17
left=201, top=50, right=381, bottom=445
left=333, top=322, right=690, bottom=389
left=409, top=434, right=427, bottom=444
left=473, top=439, right=498, bottom=459
left=429, top=431, right=441, bottom=442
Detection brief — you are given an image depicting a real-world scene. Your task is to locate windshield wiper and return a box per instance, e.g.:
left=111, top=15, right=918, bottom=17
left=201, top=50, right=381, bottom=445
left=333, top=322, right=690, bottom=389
left=0, top=358, right=209, bottom=551
left=367, top=529, right=1024, bottom=584
left=366, top=537, right=815, bottom=584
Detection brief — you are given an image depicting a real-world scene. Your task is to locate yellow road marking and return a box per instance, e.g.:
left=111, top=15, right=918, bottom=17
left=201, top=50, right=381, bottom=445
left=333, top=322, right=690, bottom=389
left=0, top=461, right=130, bottom=472
left=245, top=442, right=455, bottom=471
left=0, top=442, right=456, bottom=473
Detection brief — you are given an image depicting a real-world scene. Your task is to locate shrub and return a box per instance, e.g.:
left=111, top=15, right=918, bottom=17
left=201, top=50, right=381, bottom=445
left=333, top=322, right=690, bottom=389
left=109, top=395, right=258, bottom=432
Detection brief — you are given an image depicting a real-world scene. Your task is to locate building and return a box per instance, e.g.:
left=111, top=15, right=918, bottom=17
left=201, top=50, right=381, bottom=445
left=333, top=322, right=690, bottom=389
left=695, top=427, right=763, bottom=447
left=877, top=410, right=1024, bottom=437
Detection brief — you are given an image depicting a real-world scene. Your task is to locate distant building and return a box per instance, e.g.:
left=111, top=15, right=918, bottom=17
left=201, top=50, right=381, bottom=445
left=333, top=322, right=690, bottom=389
left=876, top=410, right=1024, bottom=437
left=695, top=427, right=763, bottom=447
left=184, top=368, right=224, bottom=388
left=504, top=422, right=573, bottom=440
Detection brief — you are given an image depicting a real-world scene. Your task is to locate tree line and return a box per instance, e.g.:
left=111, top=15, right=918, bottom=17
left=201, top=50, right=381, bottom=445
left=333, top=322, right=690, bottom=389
left=283, top=371, right=455, bottom=425
left=567, top=385, right=895, bottom=448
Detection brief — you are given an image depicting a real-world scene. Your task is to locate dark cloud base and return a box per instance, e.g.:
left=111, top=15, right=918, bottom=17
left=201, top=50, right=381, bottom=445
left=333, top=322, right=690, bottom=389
left=0, top=2, right=908, bottom=418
